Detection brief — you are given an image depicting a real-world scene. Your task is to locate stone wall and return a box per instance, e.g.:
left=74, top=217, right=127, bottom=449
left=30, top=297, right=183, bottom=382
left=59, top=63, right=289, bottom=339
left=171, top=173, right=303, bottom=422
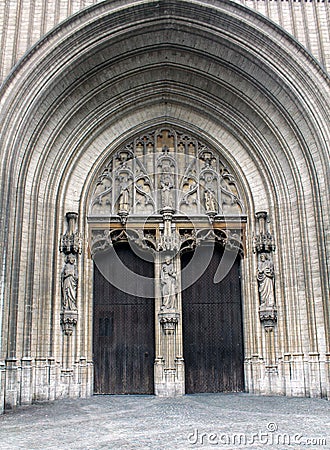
left=235, top=0, right=330, bottom=73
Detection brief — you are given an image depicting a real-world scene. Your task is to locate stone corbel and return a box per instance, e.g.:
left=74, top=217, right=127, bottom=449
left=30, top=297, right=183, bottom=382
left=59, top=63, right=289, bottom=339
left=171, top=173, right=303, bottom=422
left=258, top=305, right=277, bottom=332
left=60, top=310, right=78, bottom=336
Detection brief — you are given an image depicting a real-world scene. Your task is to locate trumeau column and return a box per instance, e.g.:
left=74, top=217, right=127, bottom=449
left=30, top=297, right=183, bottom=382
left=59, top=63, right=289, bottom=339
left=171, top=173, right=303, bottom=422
left=59, top=212, right=82, bottom=383
left=155, top=206, right=185, bottom=396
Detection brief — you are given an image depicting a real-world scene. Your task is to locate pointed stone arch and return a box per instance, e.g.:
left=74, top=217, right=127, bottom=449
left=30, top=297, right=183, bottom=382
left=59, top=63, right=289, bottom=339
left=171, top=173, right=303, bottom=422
left=0, top=0, right=329, bottom=411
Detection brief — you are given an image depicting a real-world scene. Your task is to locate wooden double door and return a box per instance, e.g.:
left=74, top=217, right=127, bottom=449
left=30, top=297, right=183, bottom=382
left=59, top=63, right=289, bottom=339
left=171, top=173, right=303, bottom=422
left=93, top=243, right=244, bottom=394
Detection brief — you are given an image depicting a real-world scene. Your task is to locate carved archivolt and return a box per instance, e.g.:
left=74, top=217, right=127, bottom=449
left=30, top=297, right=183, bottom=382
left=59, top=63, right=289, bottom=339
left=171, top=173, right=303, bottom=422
left=89, top=128, right=245, bottom=219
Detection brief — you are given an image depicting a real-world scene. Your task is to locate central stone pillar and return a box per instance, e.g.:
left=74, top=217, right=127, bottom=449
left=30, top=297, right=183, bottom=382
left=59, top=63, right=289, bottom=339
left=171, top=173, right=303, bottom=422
left=154, top=252, right=185, bottom=396
left=154, top=208, right=185, bottom=396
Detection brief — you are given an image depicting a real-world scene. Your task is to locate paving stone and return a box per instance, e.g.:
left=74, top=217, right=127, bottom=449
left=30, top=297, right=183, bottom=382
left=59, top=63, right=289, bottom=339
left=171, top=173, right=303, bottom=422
left=0, top=394, right=329, bottom=449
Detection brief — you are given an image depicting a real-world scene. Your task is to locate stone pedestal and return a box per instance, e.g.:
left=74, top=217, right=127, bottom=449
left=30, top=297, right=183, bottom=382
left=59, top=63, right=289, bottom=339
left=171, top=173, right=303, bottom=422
left=155, top=311, right=185, bottom=396
left=20, top=357, right=33, bottom=405
left=4, top=359, right=18, bottom=409
left=0, top=361, right=5, bottom=414
left=34, top=358, right=49, bottom=401
left=308, top=352, right=321, bottom=398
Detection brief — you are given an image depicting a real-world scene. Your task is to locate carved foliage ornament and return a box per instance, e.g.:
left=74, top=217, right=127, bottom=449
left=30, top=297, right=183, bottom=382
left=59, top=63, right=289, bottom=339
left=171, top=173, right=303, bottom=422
left=90, top=227, right=244, bottom=258
left=89, top=128, right=245, bottom=219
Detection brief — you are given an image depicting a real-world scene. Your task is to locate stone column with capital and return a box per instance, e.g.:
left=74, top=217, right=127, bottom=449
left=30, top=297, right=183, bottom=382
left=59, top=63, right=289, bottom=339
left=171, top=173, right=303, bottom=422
left=154, top=215, right=185, bottom=396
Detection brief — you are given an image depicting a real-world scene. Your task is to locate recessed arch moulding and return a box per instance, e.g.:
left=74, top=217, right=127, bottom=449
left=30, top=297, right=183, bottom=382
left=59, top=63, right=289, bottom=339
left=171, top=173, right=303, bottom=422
left=0, top=0, right=329, bottom=411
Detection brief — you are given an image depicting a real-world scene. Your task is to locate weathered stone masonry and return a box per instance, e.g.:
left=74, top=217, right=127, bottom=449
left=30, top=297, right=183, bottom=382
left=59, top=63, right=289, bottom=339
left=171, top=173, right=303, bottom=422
left=0, top=0, right=329, bottom=412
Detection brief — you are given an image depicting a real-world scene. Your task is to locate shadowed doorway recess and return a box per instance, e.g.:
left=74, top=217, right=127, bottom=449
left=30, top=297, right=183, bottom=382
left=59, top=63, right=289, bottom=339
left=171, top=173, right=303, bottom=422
left=182, top=245, right=244, bottom=393
left=93, top=243, right=155, bottom=394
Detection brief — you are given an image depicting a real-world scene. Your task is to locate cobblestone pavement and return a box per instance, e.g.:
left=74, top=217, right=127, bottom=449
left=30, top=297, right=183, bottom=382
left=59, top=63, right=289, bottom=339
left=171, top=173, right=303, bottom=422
left=0, top=393, right=329, bottom=449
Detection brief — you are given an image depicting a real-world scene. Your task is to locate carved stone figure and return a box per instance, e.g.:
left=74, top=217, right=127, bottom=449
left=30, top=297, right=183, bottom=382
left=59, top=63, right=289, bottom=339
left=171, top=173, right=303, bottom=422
left=61, top=254, right=78, bottom=311
left=160, top=178, right=173, bottom=209
left=204, top=188, right=217, bottom=212
left=118, top=186, right=130, bottom=213
left=257, top=253, right=275, bottom=307
left=161, top=256, right=177, bottom=309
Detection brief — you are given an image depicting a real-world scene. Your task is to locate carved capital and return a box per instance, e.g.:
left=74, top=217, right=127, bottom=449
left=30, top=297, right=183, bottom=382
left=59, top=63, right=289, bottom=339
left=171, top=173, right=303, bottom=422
left=159, top=312, right=179, bottom=335
left=89, top=127, right=245, bottom=218
left=160, top=207, right=175, bottom=221
left=157, top=234, right=180, bottom=252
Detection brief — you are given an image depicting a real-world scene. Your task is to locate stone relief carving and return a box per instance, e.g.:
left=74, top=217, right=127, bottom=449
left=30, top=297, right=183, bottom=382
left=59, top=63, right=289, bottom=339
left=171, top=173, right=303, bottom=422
left=199, top=150, right=219, bottom=216
left=219, top=166, right=244, bottom=214
left=135, top=172, right=155, bottom=214
left=160, top=177, right=174, bottom=209
left=89, top=128, right=245, bottom=219
left=158, top=145, right=176, bottom=211
left=87, top=128, right=247, bottom=395
left=178, top=228, right=244, bottom=255
left=90, top=161, right=113, bottom=215
left=204, top=188, right=217, bottom=213
left=90, top=228, right=157, bottom=257
left=118, top=185, right=130, bottom=213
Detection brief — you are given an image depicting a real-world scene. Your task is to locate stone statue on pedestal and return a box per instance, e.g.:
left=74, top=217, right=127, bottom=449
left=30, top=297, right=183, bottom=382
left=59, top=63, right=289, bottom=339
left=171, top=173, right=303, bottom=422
left=161, top=256, right=177, bottom=310
left=61, top=254, right=78, bottom=311
left=118, top=186, right=130, bottom=213
left=257, top=253, right=275, bottom=307
left=160, top=178, right=174, bottom=209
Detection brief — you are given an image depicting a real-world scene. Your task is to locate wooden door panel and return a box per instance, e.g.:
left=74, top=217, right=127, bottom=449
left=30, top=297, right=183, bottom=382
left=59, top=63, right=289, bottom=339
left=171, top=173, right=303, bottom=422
left=93, top=244, right=155, bottom=394
left=182, top=245, right=244, bottom=393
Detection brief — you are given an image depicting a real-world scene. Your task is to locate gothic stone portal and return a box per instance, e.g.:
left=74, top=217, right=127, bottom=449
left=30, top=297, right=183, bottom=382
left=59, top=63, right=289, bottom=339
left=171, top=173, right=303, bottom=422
left=89, top=127, right=246, bottom=396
